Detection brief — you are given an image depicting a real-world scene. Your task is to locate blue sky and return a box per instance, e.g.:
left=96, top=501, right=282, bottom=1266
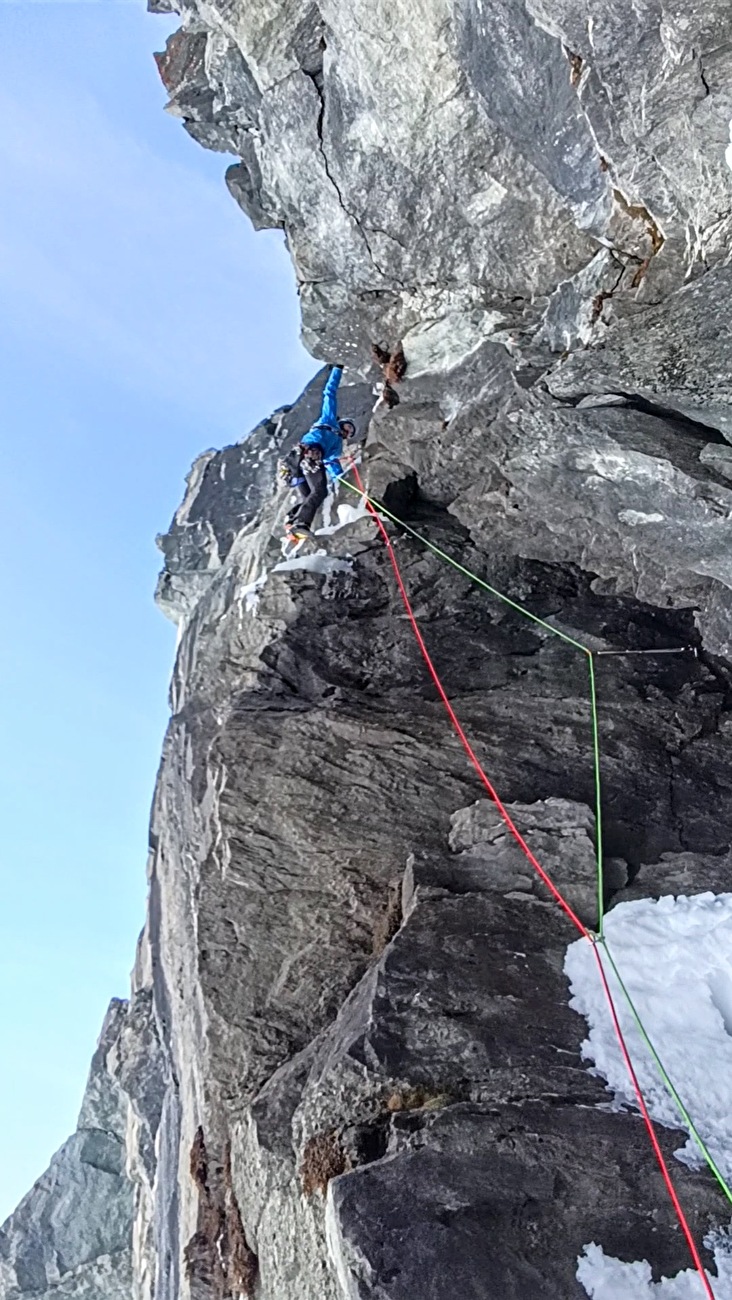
left=0, top=2, right=316, bottom=1222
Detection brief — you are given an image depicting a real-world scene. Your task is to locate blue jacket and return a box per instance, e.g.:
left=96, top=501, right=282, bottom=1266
left=300, top=367, right=344, bottom=479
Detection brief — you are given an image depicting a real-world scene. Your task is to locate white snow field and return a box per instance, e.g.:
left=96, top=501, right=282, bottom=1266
left=566, top=892, right=732, bottom=1298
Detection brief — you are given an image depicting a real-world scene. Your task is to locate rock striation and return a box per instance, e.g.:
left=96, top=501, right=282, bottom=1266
left=4, top=1, right=732, bottom=1298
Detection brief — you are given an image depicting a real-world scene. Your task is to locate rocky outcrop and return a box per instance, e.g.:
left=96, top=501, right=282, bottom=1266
left=0, top=990, right=166, bottom=1300
left=139, top=1, right=732, bottom=1279
left=132, top=361, right=732, bottom=1298
left=0, top=1004, right=133, bottom=1300
left=151, top=0, right=732, bottom=365
left=5, top=1, right=732, bottom=1297
left=147, top=0, right=732, bottom=667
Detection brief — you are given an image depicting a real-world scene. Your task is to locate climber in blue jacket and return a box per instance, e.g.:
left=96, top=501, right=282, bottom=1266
left=282, top=366, right=356, bottom=539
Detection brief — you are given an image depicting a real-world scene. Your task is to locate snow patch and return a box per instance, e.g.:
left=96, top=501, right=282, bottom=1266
left=566, top=893, right=732, bottom=1176
left=567, top=893, right=732, bottom=1297
left=316, top=495, right=369, bottom=536
left=273, top=552, right=353, bottom=577
left=726, top=121, right=732, bottom=174
left=578, top=1241, right=732, bottom=1298
left=321, top=489, right=338, bottom=531
left=240, top=570, right=268, bottom=614
left=618, top=509, right=665, bottom=526
left=708, top=970, right=732, bottom=1039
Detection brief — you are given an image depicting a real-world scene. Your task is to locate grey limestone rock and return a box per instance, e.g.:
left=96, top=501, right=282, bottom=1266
left=133, top=0, right=732, bottom=1289
left=448, top=795, right=602, bottom=924
left=136, top=372, right=732, bottom=1297
left=8, top=0, right=732, bottom=1296
left=0, top=993, right=166, bottom=1300
left=0, top=1004, right=134, bottom=1300
left=148, top=0, right=732, bottom=370
left=373, top=386, right=732, bottom=657
left=327, top=1099, right=722, bottom=1300
left=10, top=360, right=732, bottom=1296
left=548, top=266, right=732, bottom=440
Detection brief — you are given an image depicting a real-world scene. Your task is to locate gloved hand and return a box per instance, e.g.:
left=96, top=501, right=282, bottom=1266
left=278, top=462, right=293, bottom=485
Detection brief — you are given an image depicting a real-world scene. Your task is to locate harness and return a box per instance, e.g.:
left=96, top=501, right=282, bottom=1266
left=279, top=422, right=343, bottom=489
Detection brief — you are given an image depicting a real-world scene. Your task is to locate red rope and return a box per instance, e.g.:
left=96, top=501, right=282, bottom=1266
left=353, top=471, right=715, bottom=1299
left=363, top=498, right=588, bottom=934
left=592, top=944, right=715, bottom=1296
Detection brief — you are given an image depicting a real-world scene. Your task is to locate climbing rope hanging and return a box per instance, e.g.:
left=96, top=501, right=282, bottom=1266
left=338, top=475, right=608, bottom=917
left=339, top=472, right=730, bottom=1190
left=339, top=464, right=721, bottom=1297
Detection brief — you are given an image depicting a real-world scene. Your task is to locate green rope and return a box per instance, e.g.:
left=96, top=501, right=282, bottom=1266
left=339, top=470, right=732, bottom=1205
left=338, top=477, right=590, bottom=653
left=341, top=476, right=608, bottom=929
left=598, top=937, right=732, bottom=1206
left=588, top=653, right=605, bottom=938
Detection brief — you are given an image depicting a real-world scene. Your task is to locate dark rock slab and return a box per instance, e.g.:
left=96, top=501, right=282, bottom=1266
left=329, top=1101, right=724, bottom=1300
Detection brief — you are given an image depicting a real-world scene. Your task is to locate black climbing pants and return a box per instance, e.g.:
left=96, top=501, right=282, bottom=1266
left=289, top=462, right=328, bottom=529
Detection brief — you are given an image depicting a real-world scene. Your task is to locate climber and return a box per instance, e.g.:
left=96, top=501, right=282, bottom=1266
left=279, top=366, right=356, bottom=540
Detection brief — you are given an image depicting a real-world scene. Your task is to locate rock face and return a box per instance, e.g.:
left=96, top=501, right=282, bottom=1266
left=5, top=1, right=732, bottom=1298
left=152, top=0, right=732, bottom=363
left=0, top=997, right=163, bottom=1300
left=130, top=358, right=732, bottom=1298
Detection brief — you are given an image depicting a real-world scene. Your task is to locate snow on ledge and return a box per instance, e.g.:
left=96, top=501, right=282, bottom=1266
left=316, top=494, right=369, bottom=535
left=566, top=892, right=732, bottom=1175
left=566, top=893, right=732, bottom=1297
left=578, top=1241, right=732, bottom=1298
left=239, top=542, right=354, bottom=618
left=240, top=569, right=268, bottom=614
left=272, top=552, right=353, bottom=577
